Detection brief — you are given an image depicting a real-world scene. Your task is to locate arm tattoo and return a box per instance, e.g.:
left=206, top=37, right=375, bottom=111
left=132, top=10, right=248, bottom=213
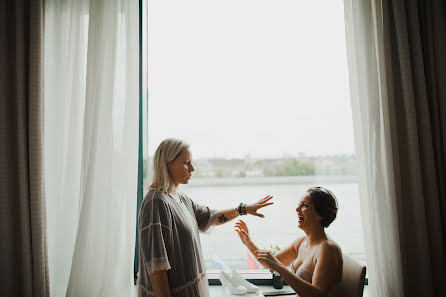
left=218, top=213, right=228, bottom=223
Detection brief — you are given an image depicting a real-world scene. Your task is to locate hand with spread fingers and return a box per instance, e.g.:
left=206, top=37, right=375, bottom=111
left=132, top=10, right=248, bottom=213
left=234, top=219, right=251, bottom=245
left=245, top=195, right=274, bottom=218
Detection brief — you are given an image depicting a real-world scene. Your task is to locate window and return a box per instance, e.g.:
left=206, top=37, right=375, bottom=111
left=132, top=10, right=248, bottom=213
left=143, top=0, right=366, bottom=280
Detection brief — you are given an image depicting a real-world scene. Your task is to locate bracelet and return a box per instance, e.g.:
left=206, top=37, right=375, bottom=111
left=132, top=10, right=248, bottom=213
left=238, top=203, right=247, bottom=216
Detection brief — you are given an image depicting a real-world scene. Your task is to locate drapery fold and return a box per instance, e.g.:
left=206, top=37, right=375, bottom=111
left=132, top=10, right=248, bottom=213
left=44, top=0, right=139, bottom=296
left=343, top=1, right=404, bottom=296
left=381, top=1, right=446, bottom=296
left=0, top=0, right=49, bottom=297
left=344, top=0, right=446, bottom=296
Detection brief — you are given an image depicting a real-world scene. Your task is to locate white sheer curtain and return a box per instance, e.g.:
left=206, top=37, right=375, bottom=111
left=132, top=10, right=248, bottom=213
left=44, top=0, right=138, bottom=296
left=343, top=0, right=404, bottom=296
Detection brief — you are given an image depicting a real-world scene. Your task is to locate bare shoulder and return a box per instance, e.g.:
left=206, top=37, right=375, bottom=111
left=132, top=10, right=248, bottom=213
left=317, top=240, right=343, bottom=264
left=293, top=235, right=307, bottom=253
left=276, top=235, right=306, bottom=266
left=322, top=240, right=342, bottom=253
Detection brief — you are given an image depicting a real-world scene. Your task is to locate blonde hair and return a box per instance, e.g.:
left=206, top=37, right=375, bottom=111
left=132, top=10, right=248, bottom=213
left=149, top=138, right=190, bottom=193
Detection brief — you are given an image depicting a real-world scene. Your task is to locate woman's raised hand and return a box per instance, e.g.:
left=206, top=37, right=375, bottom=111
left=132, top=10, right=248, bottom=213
left=245, top=195, right=274, bottom=218
left=254, top=250, right=283, bottom=272
left=235, top=220, right=252, bottom=245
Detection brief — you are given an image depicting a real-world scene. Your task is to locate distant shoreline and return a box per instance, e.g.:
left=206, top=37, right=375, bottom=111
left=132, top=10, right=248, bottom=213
left=186, top=175, right=358, bottom=187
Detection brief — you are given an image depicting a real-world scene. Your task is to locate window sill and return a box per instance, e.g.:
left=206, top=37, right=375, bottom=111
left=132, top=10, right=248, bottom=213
left=207, top=270, right=275, bottom=286
left=209, top=284, right=294, bottom=297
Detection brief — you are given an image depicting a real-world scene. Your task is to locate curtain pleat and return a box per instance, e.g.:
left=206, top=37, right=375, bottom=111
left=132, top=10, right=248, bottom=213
left=0, top=0, right=49, bottom=297
left=343, top=1, right=405, bottom=295
left=44, top=0, right=139, bottom=296
left=381, top=1, right=446, bottom=296
left=344, top=0, right=446, bottom=296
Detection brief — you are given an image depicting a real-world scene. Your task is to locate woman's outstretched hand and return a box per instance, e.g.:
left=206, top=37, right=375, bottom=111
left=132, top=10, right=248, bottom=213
left=235, top=220, right=251, bottom=245
left=255, top=250, right=283, bottom=272
left=245, top=195, right=274, bottom=218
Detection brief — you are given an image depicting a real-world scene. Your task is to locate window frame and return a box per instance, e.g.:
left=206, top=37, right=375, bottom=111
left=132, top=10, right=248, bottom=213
left=137, top=0, right=369, bottom=288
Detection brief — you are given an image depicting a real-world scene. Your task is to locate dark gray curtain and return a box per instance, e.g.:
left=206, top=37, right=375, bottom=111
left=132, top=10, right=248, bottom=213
left=0, top=0, right=50, bottom=297
left=382, top=0, right=446, bottom=296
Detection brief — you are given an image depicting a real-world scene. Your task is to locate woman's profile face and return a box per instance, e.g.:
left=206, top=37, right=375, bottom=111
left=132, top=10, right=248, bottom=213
left=296, top=194, right=322, bottom=229
left=167, top=148, right=194, bottom=186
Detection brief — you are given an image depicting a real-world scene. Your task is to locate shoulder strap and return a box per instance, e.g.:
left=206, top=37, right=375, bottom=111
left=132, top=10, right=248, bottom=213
left=312, top=242, right=323, bottom=270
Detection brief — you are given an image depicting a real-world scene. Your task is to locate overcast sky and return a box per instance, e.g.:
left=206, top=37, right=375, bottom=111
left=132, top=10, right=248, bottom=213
left=145, top=0, right=355, bottom=158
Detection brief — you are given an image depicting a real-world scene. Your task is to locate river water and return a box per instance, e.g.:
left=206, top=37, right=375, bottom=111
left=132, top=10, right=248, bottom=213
left=181, top=176, right=366, bottom=270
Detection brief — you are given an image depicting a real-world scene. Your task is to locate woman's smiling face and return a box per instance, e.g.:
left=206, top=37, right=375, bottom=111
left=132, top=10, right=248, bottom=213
left=296, top=194, right=321, bottom=229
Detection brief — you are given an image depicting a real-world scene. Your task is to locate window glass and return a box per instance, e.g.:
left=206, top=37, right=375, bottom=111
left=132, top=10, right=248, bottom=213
left=145, top=0, right=366, bottom=272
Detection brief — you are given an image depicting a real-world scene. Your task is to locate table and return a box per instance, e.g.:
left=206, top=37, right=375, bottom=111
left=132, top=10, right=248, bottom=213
left=209, top=285, right=295, bottom=297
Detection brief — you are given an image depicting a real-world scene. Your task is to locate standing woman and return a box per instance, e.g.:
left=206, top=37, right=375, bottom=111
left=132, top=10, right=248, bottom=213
left=137, top=138, right=273, bottom=297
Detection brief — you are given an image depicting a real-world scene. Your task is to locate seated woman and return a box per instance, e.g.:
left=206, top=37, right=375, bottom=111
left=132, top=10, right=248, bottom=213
left=235, top=187, right=343, bottom=297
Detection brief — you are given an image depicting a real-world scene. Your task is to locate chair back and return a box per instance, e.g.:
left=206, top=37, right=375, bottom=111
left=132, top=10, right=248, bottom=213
left=339, top=253, right=366, bottom=297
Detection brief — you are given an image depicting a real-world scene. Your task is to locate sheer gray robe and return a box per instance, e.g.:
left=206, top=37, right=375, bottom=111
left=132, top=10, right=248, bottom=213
left=137, top=190, right=217, bottom=297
